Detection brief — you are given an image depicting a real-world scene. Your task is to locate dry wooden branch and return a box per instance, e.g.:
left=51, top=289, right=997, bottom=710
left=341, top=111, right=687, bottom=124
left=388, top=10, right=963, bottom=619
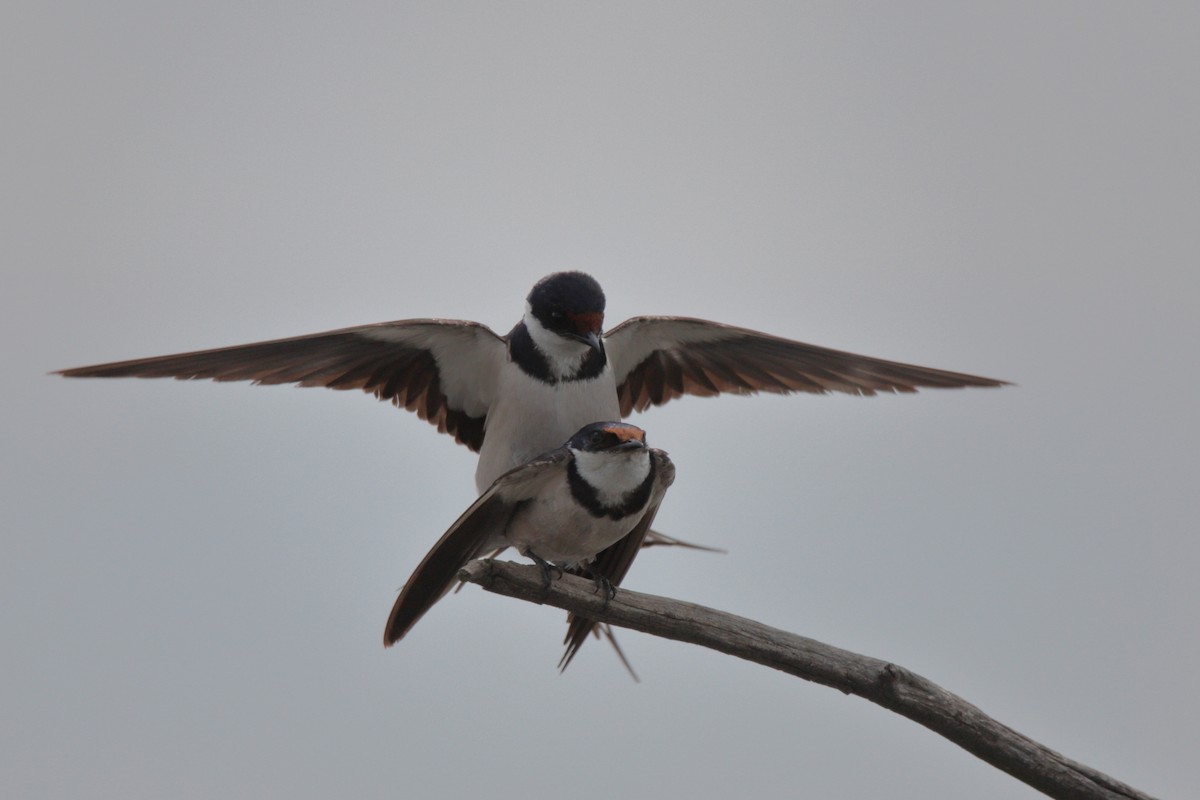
left=458, top=559, right=1155, bottom=800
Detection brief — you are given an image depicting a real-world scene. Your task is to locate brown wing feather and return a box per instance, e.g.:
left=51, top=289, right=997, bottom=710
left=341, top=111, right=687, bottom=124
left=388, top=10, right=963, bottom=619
left=384, top=447, right=570, bottom=647
left=55, top=321, right=498, bottom=451
left=383, top=494, right=513, bottom=646
left=607, top=317, right=1008, bottom=416
left=557, top=500, right=663, bottom=673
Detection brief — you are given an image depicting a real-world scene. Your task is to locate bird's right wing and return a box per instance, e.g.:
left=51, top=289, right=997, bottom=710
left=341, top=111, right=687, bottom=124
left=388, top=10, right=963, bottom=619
left=383, top=449, right=569, bottom=647
left=56, top=320, right=505, bottom=452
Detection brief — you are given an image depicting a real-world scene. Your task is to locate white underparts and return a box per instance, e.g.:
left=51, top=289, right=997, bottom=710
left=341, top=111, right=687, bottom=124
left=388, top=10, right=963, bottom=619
left=572, top=448, right=652, bottom=507
left=475, top=360, right=621, bottom=493
left=497, top=448, right=653, bottom=566
left=523, top=304, right=591, bottom=380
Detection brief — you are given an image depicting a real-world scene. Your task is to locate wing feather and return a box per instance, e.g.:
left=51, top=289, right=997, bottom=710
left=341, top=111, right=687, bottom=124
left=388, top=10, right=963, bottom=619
left=606, top=316, right=1007, bottom=416
left=384, top=449, right=569, bottom=646
left=55, top=320, right=504, bottom=451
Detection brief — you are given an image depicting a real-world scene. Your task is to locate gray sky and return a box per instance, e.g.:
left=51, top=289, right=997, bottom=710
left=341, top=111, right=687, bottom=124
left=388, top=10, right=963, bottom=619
left=4, top=3, right=1197, bottom=798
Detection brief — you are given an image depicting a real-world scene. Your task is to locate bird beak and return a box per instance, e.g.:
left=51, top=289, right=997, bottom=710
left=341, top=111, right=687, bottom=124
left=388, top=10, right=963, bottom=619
left=566, top=311, right=604, bottom=354
left=571, top=330, right=603, bottom=355
left=584, top=330, right=603, bottom=354
left=614, top=438, right=645, bottom=451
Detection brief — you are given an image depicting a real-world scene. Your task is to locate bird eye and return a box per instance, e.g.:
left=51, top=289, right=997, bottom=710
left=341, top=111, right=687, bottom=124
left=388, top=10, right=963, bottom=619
left=589, top=430, right=607, bottom=446
left=550, top=311, right=564, bottom=320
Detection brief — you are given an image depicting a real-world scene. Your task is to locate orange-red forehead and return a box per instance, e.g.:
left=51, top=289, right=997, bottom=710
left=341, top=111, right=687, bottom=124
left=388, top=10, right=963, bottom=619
left=604, top=423, right=645, bottom=443
left=566, top=310, right=604, bottom=333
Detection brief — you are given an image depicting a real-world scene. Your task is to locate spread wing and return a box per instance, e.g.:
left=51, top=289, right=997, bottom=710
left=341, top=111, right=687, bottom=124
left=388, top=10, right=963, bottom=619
left=604, top=316, right=1008, bottom=416
left=558, top=449, right=675, bottom=672
left=383, top=449, right=569, bottom=646
left=55, top=320, right=505, bottom=451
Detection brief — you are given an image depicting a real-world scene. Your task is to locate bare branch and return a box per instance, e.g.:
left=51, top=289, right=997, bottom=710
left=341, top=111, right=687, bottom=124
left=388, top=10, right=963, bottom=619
left=458, top=559, right=1156, bottom=800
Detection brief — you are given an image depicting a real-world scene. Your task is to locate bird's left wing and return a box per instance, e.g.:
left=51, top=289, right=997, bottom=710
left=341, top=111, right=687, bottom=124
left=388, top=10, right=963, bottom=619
left=558, top=449, right=676, bottom=672
left=383, top=448, right=569, bottom=646
left=605, top=316, right=1008, bottom=416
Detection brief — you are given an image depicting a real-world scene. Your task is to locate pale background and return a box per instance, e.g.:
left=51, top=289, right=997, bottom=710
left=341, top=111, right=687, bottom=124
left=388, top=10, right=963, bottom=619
left=4, top=3, right=1197, bottom=798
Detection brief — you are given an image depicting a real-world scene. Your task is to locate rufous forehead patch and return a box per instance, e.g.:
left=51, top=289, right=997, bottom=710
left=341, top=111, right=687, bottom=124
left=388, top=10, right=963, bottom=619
left=567, top=311, right=604, bottom=334
left=605, top=423, right=646, bottom=443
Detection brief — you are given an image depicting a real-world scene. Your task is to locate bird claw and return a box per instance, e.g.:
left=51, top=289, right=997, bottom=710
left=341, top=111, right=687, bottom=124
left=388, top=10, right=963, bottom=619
left=524, top=549, right=563, bottom=597
left=579, top=566, right=616, bottom=607
left=595, top=575, right=616, bottom=603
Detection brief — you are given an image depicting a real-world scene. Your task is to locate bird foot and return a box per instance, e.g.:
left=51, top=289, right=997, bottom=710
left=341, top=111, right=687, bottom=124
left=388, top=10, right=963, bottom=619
left=580, top=567, right=616, bottom=607
left=523, top=549, right=564, bottom=598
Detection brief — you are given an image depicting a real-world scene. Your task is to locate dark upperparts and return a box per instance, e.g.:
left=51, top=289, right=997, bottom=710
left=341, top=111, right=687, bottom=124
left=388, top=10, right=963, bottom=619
left=567, top=455, right=657, bottom=521
left=527, top=272, right=605, bottom=319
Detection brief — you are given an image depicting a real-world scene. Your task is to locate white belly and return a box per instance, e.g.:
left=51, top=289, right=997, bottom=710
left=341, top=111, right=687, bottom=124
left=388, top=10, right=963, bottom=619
left=500, top=482, right=638, bottom=566
left=474, top=364, right=621, bottom=492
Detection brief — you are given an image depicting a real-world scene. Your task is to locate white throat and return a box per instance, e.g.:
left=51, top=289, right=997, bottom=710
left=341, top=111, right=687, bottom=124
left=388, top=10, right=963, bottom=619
left=524, top=303, right=592, bottom=380
left=572, top=448, right=652, bottom=506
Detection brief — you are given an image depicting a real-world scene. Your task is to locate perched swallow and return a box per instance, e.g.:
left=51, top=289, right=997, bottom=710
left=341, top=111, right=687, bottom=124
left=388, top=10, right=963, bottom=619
left=384, top=421, right=674, bottom=669
left=56, top=271, right=1006, bottom=494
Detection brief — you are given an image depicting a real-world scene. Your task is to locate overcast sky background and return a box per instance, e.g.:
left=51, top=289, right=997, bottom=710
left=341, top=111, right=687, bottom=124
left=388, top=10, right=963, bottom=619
left=4, top=3, right=1197, bottom=798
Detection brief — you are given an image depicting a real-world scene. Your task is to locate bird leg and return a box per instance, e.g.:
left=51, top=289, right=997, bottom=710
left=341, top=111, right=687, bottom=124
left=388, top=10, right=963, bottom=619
left=522, top=548, right=563, bottom=597
left=579, top=565, right=617, bottom=605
